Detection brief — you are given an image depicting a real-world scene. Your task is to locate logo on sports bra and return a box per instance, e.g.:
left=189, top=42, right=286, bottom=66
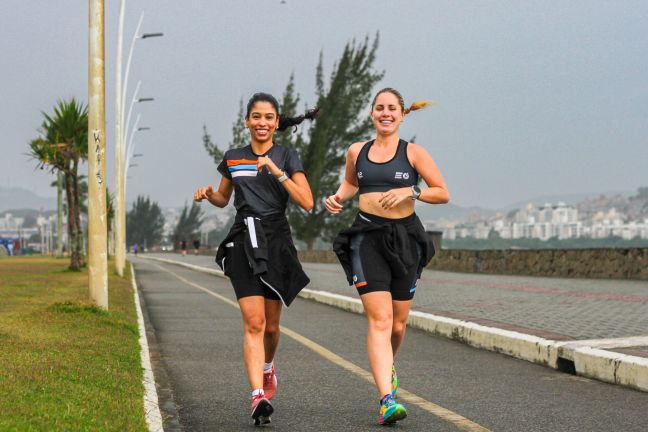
left=358, top=171, right=363, bottom=179
left=395, top=172, right=410, bottom=180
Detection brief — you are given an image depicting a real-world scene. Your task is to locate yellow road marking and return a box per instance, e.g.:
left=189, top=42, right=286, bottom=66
left=149, top=262, right=492, bottom=432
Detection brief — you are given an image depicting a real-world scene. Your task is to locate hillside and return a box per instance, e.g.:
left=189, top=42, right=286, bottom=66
left=0, top=187, right=56, bottom=212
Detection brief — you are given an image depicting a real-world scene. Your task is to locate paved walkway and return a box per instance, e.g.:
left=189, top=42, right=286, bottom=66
left=144, top=252, right=648, bottom=343
left=132, top=257, right=648, bottom=431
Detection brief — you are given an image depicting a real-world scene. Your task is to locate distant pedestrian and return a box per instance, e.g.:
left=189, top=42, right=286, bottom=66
left=326, top=88, right=449, bottom=425
left=133, top=243, right=139, bottom=256
left=193, top=238, right=200, bottom=255
left=194, top=92, right=317, bottom=426
left=180, top=239, right=187, bottom=256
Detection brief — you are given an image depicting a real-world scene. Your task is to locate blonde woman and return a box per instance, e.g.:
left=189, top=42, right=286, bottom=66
left=326, top=88, right=449, bottom=425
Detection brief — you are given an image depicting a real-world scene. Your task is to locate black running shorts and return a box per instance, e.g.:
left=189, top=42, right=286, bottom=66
left=349, top=229, right=421, bottom=301
left=222, top=233, right=281, bottom=301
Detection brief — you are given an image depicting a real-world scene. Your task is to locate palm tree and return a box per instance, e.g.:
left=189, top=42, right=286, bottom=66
left=51, top=177, right=114, bottom=256
left=29, top=99, right=88, bottom=270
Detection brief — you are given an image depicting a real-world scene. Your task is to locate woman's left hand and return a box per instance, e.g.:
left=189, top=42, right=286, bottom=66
left=378, top=187, right=413, bottom=210
left=256, top=156, right=282, bottom=177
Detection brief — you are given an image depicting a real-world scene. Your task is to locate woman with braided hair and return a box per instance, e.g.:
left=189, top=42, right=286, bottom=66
left=326, top=87, right=449, bottom=425
left=194, top=92, right=317, bottom=426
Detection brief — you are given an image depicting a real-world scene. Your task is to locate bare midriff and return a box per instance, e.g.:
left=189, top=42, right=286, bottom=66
left=359, top=192, right=415, bottom=219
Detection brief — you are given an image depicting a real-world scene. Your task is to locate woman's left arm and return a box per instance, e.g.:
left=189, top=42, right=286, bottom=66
left=257, top=156, right=314, bottom=212
left=410, top=144, right=450, bottom=204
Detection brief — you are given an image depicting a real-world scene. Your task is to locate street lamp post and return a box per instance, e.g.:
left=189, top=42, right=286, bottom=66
left=125, top=117, right=151, bottom=194
left=114, top=7, right=162, bottom=276
left=126, top=126, right=151, bottom=169
left=114, top=0, right=127, bottom=276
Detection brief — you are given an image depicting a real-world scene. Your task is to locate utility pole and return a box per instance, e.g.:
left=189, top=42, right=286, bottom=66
left=115, top=0, right=126, bottom=276
left=88, top=0, right=108, bottom=309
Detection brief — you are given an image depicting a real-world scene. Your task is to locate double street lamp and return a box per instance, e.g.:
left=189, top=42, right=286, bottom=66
left=114, top=5, right=162, bottom=276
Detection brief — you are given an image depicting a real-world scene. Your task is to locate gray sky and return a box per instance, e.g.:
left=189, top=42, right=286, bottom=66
left=2, top=1, right=647, bottom=210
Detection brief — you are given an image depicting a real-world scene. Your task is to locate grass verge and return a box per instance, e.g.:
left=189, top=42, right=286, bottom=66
left=0, top=257, right=147, bottom=431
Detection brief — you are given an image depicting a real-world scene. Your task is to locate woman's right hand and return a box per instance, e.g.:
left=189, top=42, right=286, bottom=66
left=325, top=194, right=343, bottom=214
left=194, top=185, right=213, bottom=202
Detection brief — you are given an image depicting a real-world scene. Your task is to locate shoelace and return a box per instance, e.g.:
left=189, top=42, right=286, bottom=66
left=381, top=395, right=395, bottom=407
left=263, top=371, right=273, bottom=384
left=251, top=394, right=266, bottom=403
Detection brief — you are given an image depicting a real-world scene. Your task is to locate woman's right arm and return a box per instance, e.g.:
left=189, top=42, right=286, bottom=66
left=325, top=142, right=362, bottom=214
left=194, top=177, right=233, bottom=208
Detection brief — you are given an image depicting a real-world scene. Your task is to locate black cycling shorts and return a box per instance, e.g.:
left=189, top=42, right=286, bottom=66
left=221, top=233, right=281, bottom=301
left=349, top=225, right=421, bottom=301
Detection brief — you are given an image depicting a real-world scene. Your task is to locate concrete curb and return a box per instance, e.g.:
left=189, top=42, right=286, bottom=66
left=139, top=256, right=648, bottom=393
left=300, top=288, right=559, bottom=368
left=571, top=347, right=648, bottom=390
left=130, top=263, right=165, bottom=432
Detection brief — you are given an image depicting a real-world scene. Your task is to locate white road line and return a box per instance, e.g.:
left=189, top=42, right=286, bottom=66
left=130, top=263, right=164, bottom=432
left=150, top=261, right=492, bottom=432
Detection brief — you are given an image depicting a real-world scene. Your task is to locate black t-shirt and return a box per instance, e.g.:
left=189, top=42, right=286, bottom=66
left=217, top=144, right=305, bottom=217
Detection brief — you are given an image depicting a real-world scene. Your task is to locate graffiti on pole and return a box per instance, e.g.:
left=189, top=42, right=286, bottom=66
left=93, top=129, right=103, bottom=185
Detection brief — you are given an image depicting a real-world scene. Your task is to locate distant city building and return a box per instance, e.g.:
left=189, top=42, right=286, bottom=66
left=436, top=202, right=648, bottom=241
left=0, top=212, right=60, bottom=253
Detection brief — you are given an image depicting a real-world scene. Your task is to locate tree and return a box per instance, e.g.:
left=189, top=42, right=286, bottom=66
left=126, top=195, right=165, bottom=249
left=29, top=99, right=88, bottom=270
left=487, top=229, right=501, bottom=240
left=632, top=187, right=648, bottom=215
left=229, top=98, right=248, bottom=149
left=106, top=189, right=114, bottom=245
left=205, top=36, right=383, bottom=249
left=206, top=213, right=235, bottom=248
left=173, top=202, right=204, bottom=248
left=50, top=175, right=113, bottom=253
left=203, top=98, right=248, bottom=165
left=22, top=214, right=38, bottom=228
left=278, top=35, right=384, bottom=249
left=634, top=187, right=648, bottom=200
left=202, top=124, right=222, bottom=166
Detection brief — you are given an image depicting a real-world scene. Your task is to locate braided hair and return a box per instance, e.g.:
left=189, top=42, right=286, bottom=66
left=245, top=92, right=319, bottom=132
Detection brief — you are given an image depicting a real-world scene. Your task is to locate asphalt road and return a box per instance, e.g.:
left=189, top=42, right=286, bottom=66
left=132, top=257, right=648, bottom=432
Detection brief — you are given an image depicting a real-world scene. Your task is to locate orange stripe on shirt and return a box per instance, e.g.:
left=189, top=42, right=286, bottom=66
left=227, top=159, right=258, bottom=166
left=355, top=281, right=368, bottom=288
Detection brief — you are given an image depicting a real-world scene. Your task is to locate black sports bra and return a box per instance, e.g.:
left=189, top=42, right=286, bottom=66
left=355, top=139, right=419, bottom=194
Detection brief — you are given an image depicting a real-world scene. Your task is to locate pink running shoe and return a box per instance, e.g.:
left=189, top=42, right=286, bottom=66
left=263, top=364, right=278, bottom=400
left=250, top=393, right=273, bottom=426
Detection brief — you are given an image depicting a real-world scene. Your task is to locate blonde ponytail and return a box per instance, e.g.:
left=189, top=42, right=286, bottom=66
left=405, top=100, right=435, bottom=114
left=372, top=88, right=436, bottom=115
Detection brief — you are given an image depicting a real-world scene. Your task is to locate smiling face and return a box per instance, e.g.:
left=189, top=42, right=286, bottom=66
left=245, top=101, right=279, bottom=144
left=371, top=91, right=405, bottom=136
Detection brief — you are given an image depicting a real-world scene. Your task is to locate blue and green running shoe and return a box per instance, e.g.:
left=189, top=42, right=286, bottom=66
left=391, top=364, right=398, bottom=398
left=379, top=394, right=407, bottom=425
